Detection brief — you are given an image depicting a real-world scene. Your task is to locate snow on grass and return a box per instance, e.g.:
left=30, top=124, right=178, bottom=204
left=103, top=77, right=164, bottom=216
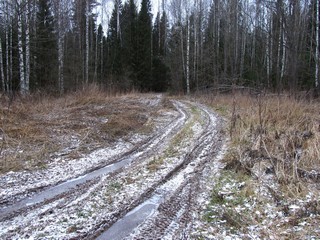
left=0, top=139, right=133, bottom=203
left=194, top=164, right=320, bottom=239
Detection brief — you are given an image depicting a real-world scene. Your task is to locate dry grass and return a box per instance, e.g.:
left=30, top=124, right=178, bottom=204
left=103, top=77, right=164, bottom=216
left=197, top=92, right=320, bottom=188
left=0, top=85, right=154, bottom=174
left=199, top=93, right=320, bottom=238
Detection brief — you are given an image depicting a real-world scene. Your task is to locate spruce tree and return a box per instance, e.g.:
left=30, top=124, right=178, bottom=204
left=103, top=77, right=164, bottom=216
left=136, top=0, right=152, bottom=91
left=35, top=0, right=57, bottom=89
left=107, top=0, right=123, bottom=83
left=121, top=0, right=138, bottom=85
left=152, top=11, right=169, bottom=92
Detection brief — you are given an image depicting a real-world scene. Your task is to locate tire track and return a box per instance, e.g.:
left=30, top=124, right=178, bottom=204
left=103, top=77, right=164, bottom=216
left=0, top=99, right=226, bottom=240
left=0, top=100, right=190, bottom=238
left=95, top=101, right=225, bottom=240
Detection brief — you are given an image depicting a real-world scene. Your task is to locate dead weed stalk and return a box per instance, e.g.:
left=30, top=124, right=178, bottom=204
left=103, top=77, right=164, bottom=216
left=197, top=92, right=320, bottom=189
left=0, top=86, right=150, bottom=174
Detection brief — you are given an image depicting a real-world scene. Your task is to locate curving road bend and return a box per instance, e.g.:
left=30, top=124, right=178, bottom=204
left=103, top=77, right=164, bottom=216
left=0, top=96, right=227, bottom=239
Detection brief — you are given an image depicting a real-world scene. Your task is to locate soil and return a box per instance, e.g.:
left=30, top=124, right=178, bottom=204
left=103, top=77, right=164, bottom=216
left=0, top=94, right=227, bottom=239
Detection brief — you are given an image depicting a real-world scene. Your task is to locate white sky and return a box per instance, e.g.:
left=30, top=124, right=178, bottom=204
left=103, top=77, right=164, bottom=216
left=96, top=0, right=161, bottom=34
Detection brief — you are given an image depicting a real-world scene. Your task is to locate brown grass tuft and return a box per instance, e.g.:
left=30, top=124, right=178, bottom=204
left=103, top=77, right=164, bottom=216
left=197, top=92, right=320, bottom=189
left=0, top=86, right=155, bottom=174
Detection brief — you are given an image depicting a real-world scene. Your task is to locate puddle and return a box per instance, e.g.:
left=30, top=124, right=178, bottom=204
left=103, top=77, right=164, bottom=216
left=0, top=157, right=132, bottom=220
left=97, top=194, right=163, bottom=240
left=0, top=102, right=188, bottom=221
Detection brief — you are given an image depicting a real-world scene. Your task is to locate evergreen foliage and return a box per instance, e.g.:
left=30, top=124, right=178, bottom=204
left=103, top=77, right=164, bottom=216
left=35, top=0, right=57, bottom=89
left=0, top=0, right=319, bottom=94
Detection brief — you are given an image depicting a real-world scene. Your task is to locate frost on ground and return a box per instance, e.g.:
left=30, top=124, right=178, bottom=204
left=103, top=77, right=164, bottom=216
left=2, top=94, right=226, bottom=239
left=1, top=93, right=318, bottom=239
left=0, top=95, right=165, bottom=203
left=193, top=163, right=320, bottom=239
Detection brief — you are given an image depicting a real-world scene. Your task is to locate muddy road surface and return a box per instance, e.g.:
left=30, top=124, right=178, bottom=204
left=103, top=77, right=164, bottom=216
left=0, top=95, right=227, bottom=239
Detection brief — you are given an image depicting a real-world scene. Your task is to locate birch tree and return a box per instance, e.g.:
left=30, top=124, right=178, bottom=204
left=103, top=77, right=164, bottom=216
left=5, top=1, right=11, bottom=92
left=53, top=0, right=67, bottom=94
left=58, top=1, right=65, bottom=94
left=25, top=0, right=30, bottom=92
left=17, top=0, right=26, bottom=94
left=316, top=0, right=319, bottom=90
left=0, top=0, right=9, bottom=91
left=185, top=2, right=190, bottom=94
left=85, top=0, right=90, bottom=84
left=0, top=36, right=5, bottom=91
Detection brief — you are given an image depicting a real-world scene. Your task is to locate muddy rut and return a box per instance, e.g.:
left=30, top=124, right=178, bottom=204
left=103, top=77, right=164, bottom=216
left=0, top=96, right=226, bottom=239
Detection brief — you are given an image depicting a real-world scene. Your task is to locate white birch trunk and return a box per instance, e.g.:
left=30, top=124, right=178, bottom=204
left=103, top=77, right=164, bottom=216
left=5, top=1, right=10, bottom=92
left=94, top=30, right=98, bottom=82
left=240, top=25, right=246, bottom=78
left=235, top=1, right=239, bottom=75
left=217, top=0, right=220, bottom=60
left=5, top=26, right=9, bottom=91
left=186, top=14, right=190, bottom=94
left=316, top=0, right=319, bottom=89
left=25, top=1, right=30, bottom=93
left=281, top=20, right=286, bottom=81
left=10, top=23, right=13, bottom=92
left=17, top=1, right=26, bottom=94
left=116, top=0, right=120, bottom=38
left=85, top=0, right=90, bottom=84
left=268, top=8, right=273, bottom=87
left=180, top=24, right=186, bottom=86
left=277, top=15, right=282, bottom=89
left=58, top=0, right=65, bottom=94
left=0, top=36, right=5, bottom=91
left=58, top=36, right=64, bottom=93
left=194, top=26, right=197, bottom=89
left=100, top=4, right=104, bottom=83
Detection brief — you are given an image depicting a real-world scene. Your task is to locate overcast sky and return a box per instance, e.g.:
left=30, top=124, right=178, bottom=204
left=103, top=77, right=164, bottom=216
left=96, top=0, right=161, bottom=34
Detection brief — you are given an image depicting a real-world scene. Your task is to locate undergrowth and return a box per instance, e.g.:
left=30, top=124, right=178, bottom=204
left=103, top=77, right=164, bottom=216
left=197, top=92, right=320, bottom=190
left=0, top=85, right=152, bottom=174
left=196, top=92, right=320, bottom=238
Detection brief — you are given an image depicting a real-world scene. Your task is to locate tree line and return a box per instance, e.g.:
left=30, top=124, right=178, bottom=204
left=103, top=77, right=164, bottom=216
left=0, top=0, right=319, bottom=95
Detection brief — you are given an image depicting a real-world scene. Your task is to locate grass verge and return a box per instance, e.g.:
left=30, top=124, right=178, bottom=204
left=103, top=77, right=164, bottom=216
left=196, top=92, right=320, bottom=238
left=0, top=86, right=156, bottom=174
left=197, top=92, right=320, bottom=189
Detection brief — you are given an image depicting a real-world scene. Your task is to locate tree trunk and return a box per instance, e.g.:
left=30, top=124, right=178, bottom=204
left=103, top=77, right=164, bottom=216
left=5, top=1, right=10, bottom=92
left=17, top=1, right=26, bottom=94
left=25, top=1, right=30, bottom=93
left=58, top=0, right=65, bottom=94
left=234, top=0, right=239, bottom=76
left=266, top=6, right=273, bottom=88
left=276, top=15, right=282, bottom=92
left=85, top=0, right=89, bottom=84
left=280, top=19, right=286, bottom=84
left=180, top=23, right=186, bottom=88
left=10, top=23, right=13, bottom=92
left=193, top=0, right=198, bottom=90
left=0, top=36, right=5, bottom=91
left=186, top=13, right=190, bottom=94
left=94, top=29, right=98, bottom=82
left=316, top=0, right=319, bottom=90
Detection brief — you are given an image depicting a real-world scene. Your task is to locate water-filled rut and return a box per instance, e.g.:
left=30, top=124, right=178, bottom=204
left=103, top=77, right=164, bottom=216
left=0, top=97, right=226, bottom=239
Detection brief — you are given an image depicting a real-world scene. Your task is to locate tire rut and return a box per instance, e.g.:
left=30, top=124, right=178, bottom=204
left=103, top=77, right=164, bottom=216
left=93, top=101, right=225, bottom=240
left=0, top=99, right=226, bottom=240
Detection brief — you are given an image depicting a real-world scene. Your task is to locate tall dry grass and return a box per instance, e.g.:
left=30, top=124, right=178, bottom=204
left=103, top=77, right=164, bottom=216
left=0, top=85, right=148, bottom=174
left=197, top=92, right=320, bottom=188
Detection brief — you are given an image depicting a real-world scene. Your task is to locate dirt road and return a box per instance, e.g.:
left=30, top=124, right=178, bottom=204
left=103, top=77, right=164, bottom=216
left=0, top=95, right=226, bottom=239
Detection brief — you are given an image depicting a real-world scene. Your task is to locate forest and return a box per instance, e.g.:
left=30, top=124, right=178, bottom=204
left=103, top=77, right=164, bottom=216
left=0, top=0, right=319, bottom=95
